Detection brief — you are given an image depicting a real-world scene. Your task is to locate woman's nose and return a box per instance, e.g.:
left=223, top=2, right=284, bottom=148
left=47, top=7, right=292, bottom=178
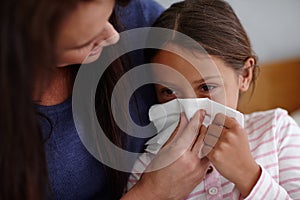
left=98, top=22, right=120, bottom=47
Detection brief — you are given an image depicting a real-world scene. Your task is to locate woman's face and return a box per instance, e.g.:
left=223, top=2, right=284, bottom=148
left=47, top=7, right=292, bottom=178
left=55, top=0, right=118, bottom=67
left=152, top=44, right=248, bottom=110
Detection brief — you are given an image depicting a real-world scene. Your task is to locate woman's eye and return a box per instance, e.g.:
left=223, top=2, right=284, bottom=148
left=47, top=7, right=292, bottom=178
left=74, top=45, right=91, bottom=53
left=200, top=84, right=216, bottom=92
left=76, top=42, right=95, bottom=51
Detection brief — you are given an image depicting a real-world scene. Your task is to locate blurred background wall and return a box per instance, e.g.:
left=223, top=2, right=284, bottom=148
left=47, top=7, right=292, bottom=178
left=155, top=0, right=300, bottom=63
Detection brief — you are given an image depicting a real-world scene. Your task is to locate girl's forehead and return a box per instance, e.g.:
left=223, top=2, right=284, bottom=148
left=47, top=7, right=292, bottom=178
left=152, top=45, right=224, bottom=79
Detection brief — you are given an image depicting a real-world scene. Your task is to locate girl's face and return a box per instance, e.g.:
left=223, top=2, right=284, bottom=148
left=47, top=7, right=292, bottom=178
left=55, top=0, right=118, bottom=67
left=152, top=44, right=252, bottom=110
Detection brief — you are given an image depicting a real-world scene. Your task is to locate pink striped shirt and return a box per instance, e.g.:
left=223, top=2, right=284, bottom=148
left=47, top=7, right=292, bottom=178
left=127, top=108, right=300, bottom=199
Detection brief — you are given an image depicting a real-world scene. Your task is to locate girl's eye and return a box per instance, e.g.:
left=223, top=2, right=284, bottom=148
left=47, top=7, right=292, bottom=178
left=158, top=87, right=178, bottom=101
left=161, top=88, right=176, bottom=96
left=156, top=85, right=178, bottom=102
left=200, top=84, right=216, bottom=92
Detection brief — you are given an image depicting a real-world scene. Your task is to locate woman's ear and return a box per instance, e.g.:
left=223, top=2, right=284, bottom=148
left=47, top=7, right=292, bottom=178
left=239, top=58, right=255, bottom=92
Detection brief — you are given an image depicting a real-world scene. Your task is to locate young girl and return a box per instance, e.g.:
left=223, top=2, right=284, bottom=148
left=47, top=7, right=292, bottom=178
left=128, top=0, right=300, bottom=199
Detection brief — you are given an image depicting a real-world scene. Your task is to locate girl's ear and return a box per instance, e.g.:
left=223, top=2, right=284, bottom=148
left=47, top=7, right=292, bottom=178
left=239, top=58, right=255, bottom=92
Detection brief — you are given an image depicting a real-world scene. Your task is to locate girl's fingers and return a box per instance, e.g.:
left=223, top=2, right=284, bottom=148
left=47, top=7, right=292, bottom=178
left=172, top=112, right=189, bottom=140
left=149, top=110, right=206, bottom=171
left=162, top=112, right=189, bottom=147
left=213, top=113, right=239, bottom=129
left=190, top=124, right=206, bottom=157
left=201, top=123, right=224, bottom=158
left=187, top=110, right=206, bottom=150
left=171, top=110, right=205, bottom=151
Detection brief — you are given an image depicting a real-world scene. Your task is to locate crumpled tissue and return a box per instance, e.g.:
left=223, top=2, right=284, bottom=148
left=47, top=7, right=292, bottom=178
left=145, top=98, right=244, bottom=156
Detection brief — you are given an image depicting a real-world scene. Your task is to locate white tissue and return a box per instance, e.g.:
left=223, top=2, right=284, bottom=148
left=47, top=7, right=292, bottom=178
left=146, top=98, right=244, bottom=155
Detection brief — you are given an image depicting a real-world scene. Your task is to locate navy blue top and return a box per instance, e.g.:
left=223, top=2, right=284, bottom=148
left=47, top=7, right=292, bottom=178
left=36, top=1, right=164, bottom=199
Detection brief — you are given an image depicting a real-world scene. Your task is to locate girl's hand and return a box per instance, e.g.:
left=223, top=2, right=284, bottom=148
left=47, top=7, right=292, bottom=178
left=202, top=113, right=261, bottom=198
left=122, top=110, right=210, bottom=200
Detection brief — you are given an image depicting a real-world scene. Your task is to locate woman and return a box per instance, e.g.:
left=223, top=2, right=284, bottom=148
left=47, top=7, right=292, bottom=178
left=1, top=0, right=208, bottom=199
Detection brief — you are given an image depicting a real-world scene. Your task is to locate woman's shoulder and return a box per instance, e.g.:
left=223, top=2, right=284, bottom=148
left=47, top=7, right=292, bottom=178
left=116, top=0, right=165, bottom=29
left=125, top=0, right=164, bottom=17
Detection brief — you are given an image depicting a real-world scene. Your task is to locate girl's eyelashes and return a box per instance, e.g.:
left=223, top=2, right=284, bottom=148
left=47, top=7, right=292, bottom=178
left=66, top=44, right=92, bottom=54
left=199, top=83, right=217, bottom=93
left=159, top=87, right=178, bottom=100
left=160, top=87, right=176, bottom=96
left=156, top=83, right=219, bottom=100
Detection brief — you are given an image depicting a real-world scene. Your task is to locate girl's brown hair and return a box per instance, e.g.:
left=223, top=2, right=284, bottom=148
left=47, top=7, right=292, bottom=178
left=148, top=0, right=259, bottom=88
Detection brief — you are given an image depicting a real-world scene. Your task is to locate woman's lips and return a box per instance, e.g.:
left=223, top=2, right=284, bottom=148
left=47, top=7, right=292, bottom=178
left=89, top=46, right=103, bottom=56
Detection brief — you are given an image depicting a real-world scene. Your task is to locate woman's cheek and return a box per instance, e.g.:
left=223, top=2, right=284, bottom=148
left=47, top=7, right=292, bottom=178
left=57, top=50, right=90, bottom=67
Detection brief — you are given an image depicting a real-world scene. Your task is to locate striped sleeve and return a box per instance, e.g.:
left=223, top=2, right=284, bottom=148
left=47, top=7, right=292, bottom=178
left=127, top=153, right=153, bottom=191
left=246, top=109, right=300, bottom=199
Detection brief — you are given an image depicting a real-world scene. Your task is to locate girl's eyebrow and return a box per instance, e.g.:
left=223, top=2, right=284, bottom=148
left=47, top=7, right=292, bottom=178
left=192, top=76, right=221, bottom=84
left=156, top=76, right=221, bottom=87
left=156, top=81, right=179, bottom=89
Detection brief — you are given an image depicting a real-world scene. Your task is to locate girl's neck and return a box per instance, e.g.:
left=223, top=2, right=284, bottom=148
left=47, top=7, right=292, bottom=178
left=33, top=67, right=75, bottom=106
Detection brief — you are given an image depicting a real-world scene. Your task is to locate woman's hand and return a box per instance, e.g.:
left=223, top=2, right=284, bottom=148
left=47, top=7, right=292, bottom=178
left=122, top=110, right=210, bottom=200
left=202, top=113, right=261, bottom=197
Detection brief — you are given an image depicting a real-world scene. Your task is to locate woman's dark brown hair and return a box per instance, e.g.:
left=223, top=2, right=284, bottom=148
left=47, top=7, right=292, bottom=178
left=0, top=0, right=130, bottom=199
left=148, top=0, right=259, bottom=88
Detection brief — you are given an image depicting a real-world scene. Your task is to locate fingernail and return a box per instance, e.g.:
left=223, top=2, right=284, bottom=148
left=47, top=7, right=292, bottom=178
left=200, top=110, right=206, bottom=118
left=201, top=145, right=212, bottom=158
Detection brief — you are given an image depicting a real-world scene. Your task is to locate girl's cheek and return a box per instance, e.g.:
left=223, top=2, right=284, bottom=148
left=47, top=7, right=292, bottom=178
left=207, top=89, right=226, bottom=104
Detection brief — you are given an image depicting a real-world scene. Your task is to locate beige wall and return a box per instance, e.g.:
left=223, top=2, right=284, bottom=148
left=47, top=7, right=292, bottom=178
left=238, top=58, right=300, bottom=114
